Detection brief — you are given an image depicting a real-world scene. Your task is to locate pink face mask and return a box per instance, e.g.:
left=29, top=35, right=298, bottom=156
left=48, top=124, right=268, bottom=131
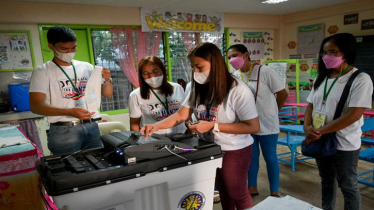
left=322, top=55, right=344, bottom=69
left=229, top=56, right=245, bottom=70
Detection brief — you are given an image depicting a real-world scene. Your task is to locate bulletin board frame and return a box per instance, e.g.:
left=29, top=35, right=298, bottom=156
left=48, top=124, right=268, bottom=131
left=0, top=30, right=36, bottom=72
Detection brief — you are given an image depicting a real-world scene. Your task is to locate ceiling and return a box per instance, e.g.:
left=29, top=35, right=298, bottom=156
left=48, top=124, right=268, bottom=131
left=12, top=0, right=358, bottom=15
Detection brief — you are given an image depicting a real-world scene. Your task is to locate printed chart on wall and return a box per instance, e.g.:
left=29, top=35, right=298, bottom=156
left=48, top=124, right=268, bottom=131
left=297, top=24, right=324, bottom=54
left=0, top=31, right=35, bottom=71
left=242, top=32, right=264, bottom=59
left=267, top=62, right=287, bottom=88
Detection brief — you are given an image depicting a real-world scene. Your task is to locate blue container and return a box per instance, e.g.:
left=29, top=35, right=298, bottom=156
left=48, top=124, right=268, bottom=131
left=8, top=82, right=31, bottom=112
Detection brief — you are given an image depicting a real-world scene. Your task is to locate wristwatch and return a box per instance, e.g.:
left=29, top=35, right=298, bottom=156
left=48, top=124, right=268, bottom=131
left=213, top=122, right=220, bottom=133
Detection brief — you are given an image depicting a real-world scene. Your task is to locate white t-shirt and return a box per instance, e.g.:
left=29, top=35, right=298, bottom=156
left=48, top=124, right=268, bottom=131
left=129, top=82, right=187, bottom=134
left=29, top=60, right=100, bottom=123
left=307, top=68, right=373, bottom=151
left=183, top=78, right=259, bottom=151
left=232, top=65, right=284, bottom=135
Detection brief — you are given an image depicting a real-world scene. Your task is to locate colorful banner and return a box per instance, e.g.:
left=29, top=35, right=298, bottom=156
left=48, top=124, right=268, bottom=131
left=141, top=8, right=224, bottom=33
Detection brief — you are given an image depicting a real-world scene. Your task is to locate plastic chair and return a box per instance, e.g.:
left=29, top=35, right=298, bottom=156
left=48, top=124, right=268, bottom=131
left=284, top=90, right=305, bottom=121
left=279, top=106, right=298, bottom=125
left=357, top=147, right=374, bottom=187
left=100, top=114, right=113, bottom=122
left=361, top=117, right=374, bottom=145
left=277, top=125, right=312, bottom=171
left=98, top=121, right=127, bottom=135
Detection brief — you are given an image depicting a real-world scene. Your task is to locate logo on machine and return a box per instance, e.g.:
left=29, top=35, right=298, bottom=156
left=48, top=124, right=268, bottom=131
left=177, top=191, right=205, bottom=210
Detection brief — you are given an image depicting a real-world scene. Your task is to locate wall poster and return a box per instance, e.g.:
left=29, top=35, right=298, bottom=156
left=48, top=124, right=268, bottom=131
left=297, top=24, right=324, bottom=54
left=0, top=31, right=35, bottom=71
left=242, top=32, right=265, bottom=59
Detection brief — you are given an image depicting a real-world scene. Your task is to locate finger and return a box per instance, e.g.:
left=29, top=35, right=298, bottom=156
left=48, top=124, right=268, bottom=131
left=140, top=127, right=145, bottom=135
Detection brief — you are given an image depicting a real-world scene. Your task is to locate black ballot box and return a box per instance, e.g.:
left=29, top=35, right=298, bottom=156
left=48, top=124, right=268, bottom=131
left=38, top=132, right=223, bottom=210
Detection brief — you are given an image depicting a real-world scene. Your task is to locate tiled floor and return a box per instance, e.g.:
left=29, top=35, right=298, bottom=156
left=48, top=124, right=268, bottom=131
left=213, top=131, right=374, bottom=210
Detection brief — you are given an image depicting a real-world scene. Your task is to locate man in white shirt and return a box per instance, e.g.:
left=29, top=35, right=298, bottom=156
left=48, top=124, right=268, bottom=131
left=29, top=26, right=113, bottom=155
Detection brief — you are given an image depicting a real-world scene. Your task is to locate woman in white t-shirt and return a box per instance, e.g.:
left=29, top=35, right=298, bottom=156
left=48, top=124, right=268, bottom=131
left=141, top=43, right=260, bottom=210
left=303, top=33, right=373, bottom=210
left=227, top=44, right=288, bottom=197
left=129, top=56, right=186, bottom=134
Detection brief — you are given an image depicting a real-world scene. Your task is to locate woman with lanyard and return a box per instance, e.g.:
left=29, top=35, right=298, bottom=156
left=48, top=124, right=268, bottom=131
left=141, top=43, right=260, bottom=210
left=227, top=44, right=288, bottom=197
left=303, top=33, right=373, bottom=210
left=129, top=56, right=186, bottom=134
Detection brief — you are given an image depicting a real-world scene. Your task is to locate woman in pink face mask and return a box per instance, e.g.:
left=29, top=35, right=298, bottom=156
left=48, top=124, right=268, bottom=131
left=227, top=44, right=288, bottom=197
left=304, top=33, right=373, bottom=210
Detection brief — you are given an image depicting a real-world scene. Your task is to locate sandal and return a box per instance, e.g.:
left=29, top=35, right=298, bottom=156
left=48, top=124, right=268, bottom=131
left=213, top=191, right=221, bottom=204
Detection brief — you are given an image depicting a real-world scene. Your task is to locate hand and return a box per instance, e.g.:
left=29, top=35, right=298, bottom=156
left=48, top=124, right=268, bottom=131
left=303, top=126, right=321, bottom=143
left=188, top=121, right=214, bottom=133
left=140, top=124, right=159, bottom=139
left=68, top=107, right=95, bottom=120
left=102, top=67, right=111, bottom=82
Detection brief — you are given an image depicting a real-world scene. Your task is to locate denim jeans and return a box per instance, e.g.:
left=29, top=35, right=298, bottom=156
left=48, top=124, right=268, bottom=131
left=248, top=134, right=279, bottom=192
left=47, top=122, right=103, bottom=155
left=315, top=149, right=361, bottom=210
left=216, top=145, right=253, bottom=210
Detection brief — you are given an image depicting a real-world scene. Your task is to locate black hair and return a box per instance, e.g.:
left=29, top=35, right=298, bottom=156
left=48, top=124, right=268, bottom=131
left=188, top=42, right=237, bottom=107
left=138, top=56, right=173, bottom=99
left=314, top=33, right=357, bottom=89
left=227, top=44, right=250, bottom=60
left=47, top=25, right=77, bottom=46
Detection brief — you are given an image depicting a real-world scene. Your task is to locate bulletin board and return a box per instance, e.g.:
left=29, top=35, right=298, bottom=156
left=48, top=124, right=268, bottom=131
left=0, top=31, right=36, bottom=72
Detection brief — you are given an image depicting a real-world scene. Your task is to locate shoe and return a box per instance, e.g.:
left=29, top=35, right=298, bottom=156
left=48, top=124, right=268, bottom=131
left=213, top=191, right=221, bottom=204
left=270, top=194, right=280, bottom=198
left=250, top=192, right=259, bottom=196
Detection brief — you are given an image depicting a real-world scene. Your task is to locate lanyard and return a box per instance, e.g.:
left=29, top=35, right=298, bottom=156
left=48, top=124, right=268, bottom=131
left=323, top=65, right=351, bottom=104
left=52, top=60, right=79, bottom=93
left=240, top=63, right=254, bottom=85
left=150, top=89, right=169, bottom=115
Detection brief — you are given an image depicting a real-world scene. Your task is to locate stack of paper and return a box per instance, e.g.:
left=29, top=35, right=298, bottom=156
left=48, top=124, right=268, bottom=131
left=252, top=195, right=322, bottom=210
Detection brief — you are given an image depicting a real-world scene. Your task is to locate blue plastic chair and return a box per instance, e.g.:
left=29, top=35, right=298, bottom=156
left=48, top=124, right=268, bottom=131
left=278, top=125, right=312, bottom=171
left=357, top=117, right=374, bottom=187
left=279, top=106, right=298, bottom=125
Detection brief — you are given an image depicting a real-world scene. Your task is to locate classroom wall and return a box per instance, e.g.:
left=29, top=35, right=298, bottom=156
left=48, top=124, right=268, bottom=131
left=280, top=0, right=374, bottom=58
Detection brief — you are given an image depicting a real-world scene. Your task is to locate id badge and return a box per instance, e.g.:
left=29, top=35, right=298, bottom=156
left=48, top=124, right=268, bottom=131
left=312, top=110, right=327, bottom=129
left=75, top=96, right=87, bottom=109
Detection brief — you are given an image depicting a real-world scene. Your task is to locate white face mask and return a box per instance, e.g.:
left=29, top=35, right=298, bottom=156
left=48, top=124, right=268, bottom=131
left=194, top=70, right=210, bottom=84
left=52, top=46, right=75, bottom=63
left=145, top=75, right=164, bottom=88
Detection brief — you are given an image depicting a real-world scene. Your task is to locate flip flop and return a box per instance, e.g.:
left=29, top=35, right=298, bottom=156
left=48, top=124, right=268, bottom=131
left=213, top=191, right=221, bottom=204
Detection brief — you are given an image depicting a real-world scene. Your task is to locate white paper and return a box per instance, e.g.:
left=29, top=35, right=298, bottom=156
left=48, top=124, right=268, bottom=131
left=268, top=62, right=287, bottom=88
left=85, top=66, right=102, bottom=119
left=251, top=195, right=322, bottom=210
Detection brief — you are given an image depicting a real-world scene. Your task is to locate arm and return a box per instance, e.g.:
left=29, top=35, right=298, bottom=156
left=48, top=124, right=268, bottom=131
left=303, top=103, right=321, bottom=141
left=275, top=89, right=288, bottom=110
left=29, top=92, right=94, bottom=119
left=188, top=117, right=260, bottom=134
left=130, top=117, right=141, bottom=131
left=141, top=106, right=191, bottom=138
left=101, top=67, right=113, bottom=98
left=317, top=107, right=365, bottom=135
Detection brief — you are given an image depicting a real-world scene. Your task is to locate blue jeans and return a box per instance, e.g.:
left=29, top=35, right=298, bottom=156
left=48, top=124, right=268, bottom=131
left=47, top=122, right=103, bottom=155
left=248, top=134, right=279, bottom=192
left=315, top=149, right=361, bottom=210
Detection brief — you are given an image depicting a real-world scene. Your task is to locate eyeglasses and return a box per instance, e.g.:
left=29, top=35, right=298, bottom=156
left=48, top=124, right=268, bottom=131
left=320, top=50, right=340, bottom=56
left=142, top=69, right=161, bottom=78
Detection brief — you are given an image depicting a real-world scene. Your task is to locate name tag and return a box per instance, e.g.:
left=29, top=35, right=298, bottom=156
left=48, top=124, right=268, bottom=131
left=312, top=110, right=327, bottom=129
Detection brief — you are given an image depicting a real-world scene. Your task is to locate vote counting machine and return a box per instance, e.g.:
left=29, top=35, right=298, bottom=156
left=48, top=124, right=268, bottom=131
left=38, top=131, right=223, bottom=210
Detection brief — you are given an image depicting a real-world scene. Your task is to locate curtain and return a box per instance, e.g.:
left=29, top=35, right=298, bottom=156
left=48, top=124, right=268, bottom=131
left=110, top=28, right=162, bottom=88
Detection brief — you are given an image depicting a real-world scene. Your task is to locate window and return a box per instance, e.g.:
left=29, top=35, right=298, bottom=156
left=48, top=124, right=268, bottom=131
left=165, top=32, right=226, bottom=84
left=91, top=30, right=133, bottom=112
